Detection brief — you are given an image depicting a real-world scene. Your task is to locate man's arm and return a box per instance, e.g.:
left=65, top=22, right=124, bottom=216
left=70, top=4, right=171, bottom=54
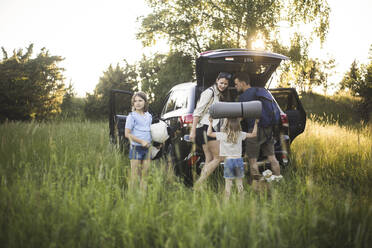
left=246, top=119, right=259, bottom=138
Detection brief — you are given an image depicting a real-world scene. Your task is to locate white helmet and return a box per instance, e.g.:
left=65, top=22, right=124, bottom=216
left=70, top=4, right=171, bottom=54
left=151, top=120, right=169, bottom=143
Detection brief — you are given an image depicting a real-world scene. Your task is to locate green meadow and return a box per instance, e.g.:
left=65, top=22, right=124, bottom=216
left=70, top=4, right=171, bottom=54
left=0, top=119, right=371, bottom=248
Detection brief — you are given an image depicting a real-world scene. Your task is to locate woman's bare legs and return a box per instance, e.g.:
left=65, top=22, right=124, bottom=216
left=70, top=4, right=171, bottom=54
left=195, top=140, right=223, bottom=186
left=207, top=140, right=220, bottom=157
left=195, top=157, right=221, bottom=185
left=202, top=144, right=213, bottom=164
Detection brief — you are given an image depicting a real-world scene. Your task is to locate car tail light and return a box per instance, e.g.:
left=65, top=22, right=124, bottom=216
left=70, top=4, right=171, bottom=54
left=180, top=114, right=193, bottom=127
left=282, top=153, right=288, bottom=164
left=280, top=113, right=289, bottom=127
left=187, top=154, right=199, bottom=166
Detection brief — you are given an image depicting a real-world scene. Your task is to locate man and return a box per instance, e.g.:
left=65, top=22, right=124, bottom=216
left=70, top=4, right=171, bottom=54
left=234, top=72, right=281, bottom=185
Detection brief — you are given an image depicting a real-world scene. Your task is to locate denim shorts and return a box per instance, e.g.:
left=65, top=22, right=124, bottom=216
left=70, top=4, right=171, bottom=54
left=224, top=158, right=245, bottom=179
left=129, top=145, right=149, bottom=160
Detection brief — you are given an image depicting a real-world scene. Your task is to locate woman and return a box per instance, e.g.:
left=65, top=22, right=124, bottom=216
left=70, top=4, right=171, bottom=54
left=189, top=72, right=231, bottom=186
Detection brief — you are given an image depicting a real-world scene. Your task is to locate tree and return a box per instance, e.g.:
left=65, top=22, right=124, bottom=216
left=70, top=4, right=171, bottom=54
left=137, top=0, right=330, bottom=93
left=60, top=82, right=84, bottom=119
left=340, top=60, right=363, bottom=95
left=318, top=57, right=336, bottom=95
left=138, top=51, right=193, bottom=113
left=361, top=60, right=372, bottom=122
left=340, top=59, right=372, bottom=122
left=0, top=44, right=65, bottom=121
left=298, top=57, right=335, bottom=93
left=276, top=33, right=310, bottom=90
left=84, top=62, right=137, bottom=120
left=137, top=0, right=329, bottom=56
left=60, top=81, right=75, bottom=112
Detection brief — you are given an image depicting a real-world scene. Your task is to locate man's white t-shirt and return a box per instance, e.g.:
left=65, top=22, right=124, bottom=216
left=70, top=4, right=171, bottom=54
left=215, top=132, right=247, bottom=157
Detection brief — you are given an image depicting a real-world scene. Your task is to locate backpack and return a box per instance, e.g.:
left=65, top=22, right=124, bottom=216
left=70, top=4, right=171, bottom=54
left=199, top=87, right=215, bottom=118
left=254, top=87, right=281, bottom=131
left=199, top=86, right=224, bottom=131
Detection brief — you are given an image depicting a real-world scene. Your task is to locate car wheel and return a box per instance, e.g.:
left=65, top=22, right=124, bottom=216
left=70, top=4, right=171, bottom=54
left=165, top=143, right=194, bottom=186
left=165, top=143, right=177, bottom=167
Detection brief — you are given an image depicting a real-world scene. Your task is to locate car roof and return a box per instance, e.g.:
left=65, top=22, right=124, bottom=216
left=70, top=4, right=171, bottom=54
left=169, top=82, right=196, bottom=90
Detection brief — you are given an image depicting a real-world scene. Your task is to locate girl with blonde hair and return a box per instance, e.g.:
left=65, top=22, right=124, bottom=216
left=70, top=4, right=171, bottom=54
left=204, top=117, right=258, bottom=198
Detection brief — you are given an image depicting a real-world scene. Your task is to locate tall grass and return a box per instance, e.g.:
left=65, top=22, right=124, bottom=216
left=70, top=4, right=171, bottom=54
left=0, top=120, right=371, bottom=248
left=300, top=92, right=365, bottom=127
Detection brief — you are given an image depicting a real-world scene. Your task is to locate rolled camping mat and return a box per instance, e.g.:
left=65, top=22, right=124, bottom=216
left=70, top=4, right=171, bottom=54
left=209, top=101, right=262, bottom=119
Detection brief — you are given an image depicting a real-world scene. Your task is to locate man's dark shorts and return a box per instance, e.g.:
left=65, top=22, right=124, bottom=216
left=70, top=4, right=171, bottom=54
left=195, top=124, right=216, bottom=146
left=245, top=126, right=275, bottom=159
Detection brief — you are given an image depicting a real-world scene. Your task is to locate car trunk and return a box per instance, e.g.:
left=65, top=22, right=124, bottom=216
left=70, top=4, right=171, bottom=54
left=196, top=49, right=288, bottom=89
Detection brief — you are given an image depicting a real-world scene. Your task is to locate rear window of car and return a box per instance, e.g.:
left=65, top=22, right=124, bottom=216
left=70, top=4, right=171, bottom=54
left=271, top=92, right=299, bottom=111
left=162, top=89, right=189, bottom=114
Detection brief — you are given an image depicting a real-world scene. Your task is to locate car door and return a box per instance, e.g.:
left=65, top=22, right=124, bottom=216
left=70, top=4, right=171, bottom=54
left=160, top=85, right=194, bottom=160
left=109, top=89, right=133, bottom=151
left=160, top=84, right=197, bottom=185
left=269, top=88, right=306, bottom=142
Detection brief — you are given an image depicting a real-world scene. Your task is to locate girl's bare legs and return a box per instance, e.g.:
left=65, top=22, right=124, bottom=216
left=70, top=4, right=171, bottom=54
left=139, top=158, right=150, bottom=191
left=236, top=178, right=244, bottom=198
left=225, top=179, right=233, bottom=199
left=129, top=160, right=141, bottom=191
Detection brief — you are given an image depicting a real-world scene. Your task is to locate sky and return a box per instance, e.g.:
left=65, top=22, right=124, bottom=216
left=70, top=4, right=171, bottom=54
left=1, top=0, right=372, bottom=96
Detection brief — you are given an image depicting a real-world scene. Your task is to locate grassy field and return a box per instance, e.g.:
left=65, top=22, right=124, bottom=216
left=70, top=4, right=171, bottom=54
left=0, top=120, right=371, bottom=248
left=300, top=92, right=365, bottom=127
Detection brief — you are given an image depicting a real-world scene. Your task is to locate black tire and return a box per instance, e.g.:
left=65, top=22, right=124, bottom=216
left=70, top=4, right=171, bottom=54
left=165, top=143, right=177, bottom=168
left=165, top=143, right=194, bottom=186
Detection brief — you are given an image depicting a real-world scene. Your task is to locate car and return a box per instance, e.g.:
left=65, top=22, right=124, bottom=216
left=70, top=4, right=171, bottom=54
left=109, top=49, right=306, bottom=186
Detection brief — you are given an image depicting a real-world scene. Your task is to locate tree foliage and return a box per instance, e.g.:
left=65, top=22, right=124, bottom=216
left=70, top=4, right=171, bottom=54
left=0, top=44, right=65, bottom=121
left=340, top=60, right=363, bottom=95
left=59, top=82, right=85, bottom=119
left=340, top=57, right=372, bottom=122
left=279, top=55, right=335, bottom=93
left=139, top=51, right=193, bottom=113
left=137, top=0, right=330, bottom=56
left=363, top=61, right=372, bottom=121
left=136, top=0, right=331, bottom=93
left=84, top=62, right=138, bottom=120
